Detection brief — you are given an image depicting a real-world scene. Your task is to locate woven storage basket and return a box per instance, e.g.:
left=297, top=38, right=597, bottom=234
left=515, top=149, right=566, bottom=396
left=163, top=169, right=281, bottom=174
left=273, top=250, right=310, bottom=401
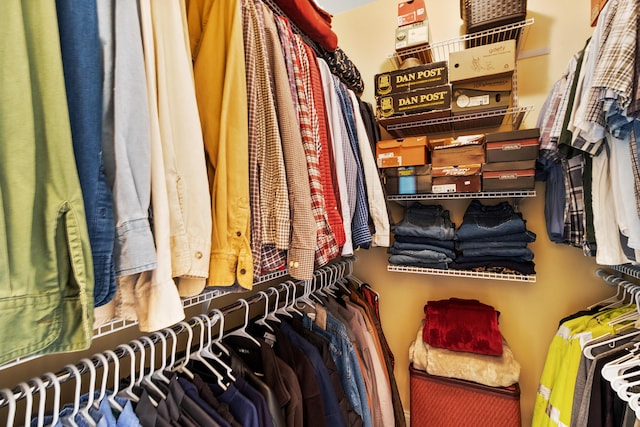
left=460, top=0, right=527, bottom=33
left=409, top=364, right=521, bottom=427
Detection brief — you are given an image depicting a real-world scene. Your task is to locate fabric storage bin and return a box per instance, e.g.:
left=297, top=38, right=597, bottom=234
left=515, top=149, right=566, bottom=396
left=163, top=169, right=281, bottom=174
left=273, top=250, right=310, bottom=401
left=410, top=364, right=521, bottom=427
left=460, top=0, right=527, bottom=34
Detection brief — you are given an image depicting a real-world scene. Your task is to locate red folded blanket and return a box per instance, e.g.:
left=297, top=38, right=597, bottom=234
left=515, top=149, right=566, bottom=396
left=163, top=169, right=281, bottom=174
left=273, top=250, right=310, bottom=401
left=274, top=0, right=338, bottom=52
left=423, top=298, right=503, bottom=356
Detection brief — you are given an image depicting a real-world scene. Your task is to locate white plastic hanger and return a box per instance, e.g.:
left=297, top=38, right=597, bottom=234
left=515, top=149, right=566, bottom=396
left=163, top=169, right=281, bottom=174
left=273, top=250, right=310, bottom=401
left=226, top=299, right=261, bottom=346
left=583, top=328, right=640, bottom=359
left=254, top=291, right=276, bottom=331
left=601, top=343, right=640, bottom=382
left=30, top=376, right=47, bottom=427
left=163, top=327, right=179, bottom=370
left=150, top=331, right=171, bottom=384
left=92, top=353, right=109, bottom=410
left=116, top=343, right=140, bottom=402
left=17, top=382, right=32, bottom=427
left=44, top=372, right=61, bottom=426
left=209, top=309, right=231, bottom=356
left=275, top=284, right=294, bottom=318
left=173, top=321, right=196, bottom=380
left=77, top=358, right=97, bottom=426
left=284, top=281, right=304, bottom=317
left=139, top=336, right=167, bottom=400
left=199, top=313, right=236, bottom=382
left=104, top=349, right=124, bottom=412
left=60, top=364, right=82, bottom=427
left=266, top=288, right=282, bottom=324
left=1, top=388, right=16, bottom=427
left=191, top=316, right=228, bottom=390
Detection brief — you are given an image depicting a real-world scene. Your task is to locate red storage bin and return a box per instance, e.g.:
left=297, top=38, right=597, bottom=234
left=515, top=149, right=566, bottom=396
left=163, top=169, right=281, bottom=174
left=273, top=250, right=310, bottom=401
left=409, top=364, right=521, bottom=427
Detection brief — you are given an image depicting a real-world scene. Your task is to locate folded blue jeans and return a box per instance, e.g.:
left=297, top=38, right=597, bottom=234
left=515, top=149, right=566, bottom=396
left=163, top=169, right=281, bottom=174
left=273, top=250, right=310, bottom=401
left=388, top=255, right=449, bottom=270
left=392, top=241, right=457, bottom=259
left=456, top=199, right=527, bottom=241
left=393, top=203, right=455, bottom=241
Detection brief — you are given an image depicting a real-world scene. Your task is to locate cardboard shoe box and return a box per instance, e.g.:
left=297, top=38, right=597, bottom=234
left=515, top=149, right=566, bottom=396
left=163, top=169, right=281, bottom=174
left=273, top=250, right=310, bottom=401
left=377, top=85, right=451, bottom=118
left=383, top=165, right=432, bottom=194
left=485, top=128, right=540, bottom=162
left=432, top=174, right=481, bottom=193
left=451, top=74, right=512, bottom=115
left=395, top=20, right=431, bottom=52
left=375, top=61, right=448, bottom=96
left=449, top=39, right=516, bottom=82
left=397, top=0, right=426, bottom=27
left=482, top=169, right=535, bottom=191
left=376, top=136, right=428, bottom=168
left=432, top=164, right=482, bottom=177
left=429, top=134, right=485, bottom=167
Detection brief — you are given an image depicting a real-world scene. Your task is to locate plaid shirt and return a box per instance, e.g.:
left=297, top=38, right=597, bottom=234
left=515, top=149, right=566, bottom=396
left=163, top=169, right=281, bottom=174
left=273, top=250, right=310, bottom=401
left=562, top=154, right=586, bottom=249
left=291, top=35, right=340, bottom=267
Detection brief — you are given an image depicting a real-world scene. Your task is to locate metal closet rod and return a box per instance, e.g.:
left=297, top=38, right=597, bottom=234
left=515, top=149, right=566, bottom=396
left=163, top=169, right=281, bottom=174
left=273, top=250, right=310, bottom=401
left=0, top=258, right=355, bottom=408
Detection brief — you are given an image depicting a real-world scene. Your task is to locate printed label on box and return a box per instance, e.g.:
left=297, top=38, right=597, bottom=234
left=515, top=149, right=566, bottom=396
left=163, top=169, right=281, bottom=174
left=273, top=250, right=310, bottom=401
left=432, top=184, right=457, bottom=193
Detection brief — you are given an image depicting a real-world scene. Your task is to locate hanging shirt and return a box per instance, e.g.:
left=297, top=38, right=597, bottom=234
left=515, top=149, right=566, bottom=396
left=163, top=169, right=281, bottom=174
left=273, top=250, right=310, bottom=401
left=187, top=0, right=253, bottom=289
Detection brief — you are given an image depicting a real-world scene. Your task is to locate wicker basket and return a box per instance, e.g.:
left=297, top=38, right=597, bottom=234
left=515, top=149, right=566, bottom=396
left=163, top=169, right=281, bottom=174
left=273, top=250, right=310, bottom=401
left=460, top=0, right=527, bottom=34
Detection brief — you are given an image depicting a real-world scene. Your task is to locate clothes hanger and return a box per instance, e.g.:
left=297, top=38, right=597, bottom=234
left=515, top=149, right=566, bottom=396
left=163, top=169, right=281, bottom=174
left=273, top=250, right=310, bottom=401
left=226, top=299, right=262, bottom=346
left=254, top=291, right=276, bottom=331
left=284, top=280, right=304, bottom=317
left=172, top=321, right=196, bottom=380
left=199, top=313, right=236, bottom=382
left=30, top=376, right=47, bottom=427
left=17, top=382, right=33, bottom=427
left=587, top=274, right=624, bottom=309
left=266, top=287, right=282, bottom=324
left=60, top=364, right=82, bottom=427
left=208, top=309, right=231, bottom=356
left=582, top=328, right=640, bottom=359
left=139, top=336, right=168, bottom=400
left=295, top=279, right=316, bottom=310
left=190, top=315, right=229, bottom=390
left=104, top=349, right=125, bottom=412
left=1, top=388, right=16, bottom=427
left=77, top=358, right=97, bottom=427
left=44, top=372, right=61, bottom=426
left=91, top=353, right=109, bottom=411
left=150, top=331, right=171, bottom=384
left=129, top=340, right=147, bottom=390
left=275, top=283, right=294, bottom=318
left=607, top=288, right=640, bottom=327
left=163, top=327, right=179, bottom=370
left=601, top=343, right=640, bottom=382
left=116, top=343, right=141, bottom=402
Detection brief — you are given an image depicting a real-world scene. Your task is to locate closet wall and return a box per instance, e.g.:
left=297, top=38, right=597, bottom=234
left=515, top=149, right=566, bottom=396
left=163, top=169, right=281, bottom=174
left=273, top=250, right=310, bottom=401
left=333, top=0, right=611, bottom=424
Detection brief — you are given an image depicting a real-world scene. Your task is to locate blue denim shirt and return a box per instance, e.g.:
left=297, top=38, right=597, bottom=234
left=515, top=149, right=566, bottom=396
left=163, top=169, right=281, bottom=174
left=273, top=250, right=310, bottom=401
left=303, top=313, right=372, bottom=427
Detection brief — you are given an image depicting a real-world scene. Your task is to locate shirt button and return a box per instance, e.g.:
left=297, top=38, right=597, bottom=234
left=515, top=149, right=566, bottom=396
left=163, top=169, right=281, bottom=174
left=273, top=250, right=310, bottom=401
left=236, top=231, right=242, bottom=237
left=239, top=268, right=247, bottom=275
left=289, top=261, right=294, bottom=267
left=293, top=262, right=299, bottom=268
left=195, top=251, right=203, bottom=259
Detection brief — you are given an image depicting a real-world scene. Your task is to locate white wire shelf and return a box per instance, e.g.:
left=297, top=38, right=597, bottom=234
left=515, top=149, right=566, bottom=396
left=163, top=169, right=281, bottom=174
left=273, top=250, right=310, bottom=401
left=387, top=189, right=535, bottom=201
left=390, top=18, right=535, bottom=68
left=608, top=264, right=640, bottom=280
left=0, top=269, right=290, bottom=372
left=387, top=264, right=536, bottom=282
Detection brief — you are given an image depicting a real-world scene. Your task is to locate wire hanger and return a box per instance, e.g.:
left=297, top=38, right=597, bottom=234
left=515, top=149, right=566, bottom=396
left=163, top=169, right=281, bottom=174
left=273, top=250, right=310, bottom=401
left=17, top=382, right=32, bottom=427
left=30, top=376, right=47, bottom=427
left=1, top=388, right=15, bottom=427
left=60, top=364, right=82, bottom=427
left=104, top=349, right=124, bottom=412
left=226, top=299, right=262, bottom=346
left=77, top=358, right=97, bottom=427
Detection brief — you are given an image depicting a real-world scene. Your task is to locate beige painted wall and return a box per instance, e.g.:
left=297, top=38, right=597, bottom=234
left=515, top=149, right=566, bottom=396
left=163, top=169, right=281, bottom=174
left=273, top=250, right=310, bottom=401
left=331, top=1, right=612, bottom=424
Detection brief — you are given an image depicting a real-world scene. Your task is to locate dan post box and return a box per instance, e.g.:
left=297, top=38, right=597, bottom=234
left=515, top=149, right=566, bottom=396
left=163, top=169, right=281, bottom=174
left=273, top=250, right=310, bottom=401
left=448, top=39, right=516, bottom=82
left=377, top=85, right=451, bottom=118
left=375, top=61, right=448, bottom=96
left=376, top=136, right=429, bottom=168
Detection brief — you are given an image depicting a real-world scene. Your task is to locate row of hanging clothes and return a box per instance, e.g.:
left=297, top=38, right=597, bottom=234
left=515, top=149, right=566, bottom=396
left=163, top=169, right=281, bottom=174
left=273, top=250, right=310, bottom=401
left=0, top=260, right=405, bottom=427
left=535, top=0, right=640, bottom=266
left=0, top=0, right=384, bottom=369
left=533, top=267, right=640, bottom=427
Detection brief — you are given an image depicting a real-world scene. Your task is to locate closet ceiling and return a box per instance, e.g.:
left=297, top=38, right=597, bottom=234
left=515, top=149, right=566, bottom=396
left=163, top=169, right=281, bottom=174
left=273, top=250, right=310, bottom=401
left=315, top=0, right=375, bottom=15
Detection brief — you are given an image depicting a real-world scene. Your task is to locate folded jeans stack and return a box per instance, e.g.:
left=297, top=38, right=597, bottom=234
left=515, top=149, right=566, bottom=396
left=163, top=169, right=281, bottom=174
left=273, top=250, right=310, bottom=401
left=452, top=199, right=537, bottom=275
left=389, top=203, right=456, bottom=269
